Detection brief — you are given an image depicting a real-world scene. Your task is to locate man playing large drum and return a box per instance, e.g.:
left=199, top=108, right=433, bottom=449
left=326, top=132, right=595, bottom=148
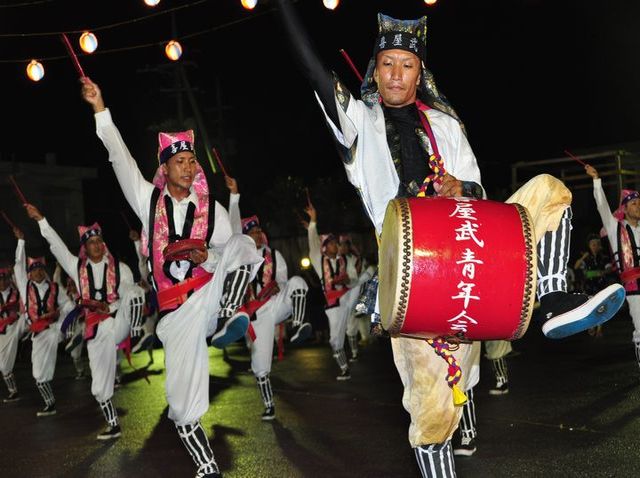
left=274, top=1, right=626, bottom=476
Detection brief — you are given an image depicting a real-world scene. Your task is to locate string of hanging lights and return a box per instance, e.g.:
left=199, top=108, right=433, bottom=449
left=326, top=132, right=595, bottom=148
left=5, top=0, right=438, bottom=81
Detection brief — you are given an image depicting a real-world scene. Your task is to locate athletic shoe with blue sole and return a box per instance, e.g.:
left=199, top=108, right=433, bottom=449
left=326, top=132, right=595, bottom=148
left=290, top=322, right=312, bottom=344
left=210, top=311, right=250, bottom=349
left=542, top=284, right=626, bottom=339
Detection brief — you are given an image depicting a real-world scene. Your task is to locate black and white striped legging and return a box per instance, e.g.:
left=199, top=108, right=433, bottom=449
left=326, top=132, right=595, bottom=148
left=256, top=373, right=274, bottom=408
left=459, top=387, right=476, bottom=440
left=414, top=441, right=457, bottom=477
left=291, top=289, right=307, bottom=326
left=36, top=381, right=55, bottom=407
left=129, top=294, right=145, bottom=337
left=492, top=357, right=508, bottom=387
left=332, top=349, right=349, bottom=371
left=99, top=399, right=119, bottom=427
left=176, top=422, right=219, bottom=474
left=537, top=207, right=572, bottom=297
left=3, top=372, right=17, bottom=394
left=220, top=265, right=252, bottom=317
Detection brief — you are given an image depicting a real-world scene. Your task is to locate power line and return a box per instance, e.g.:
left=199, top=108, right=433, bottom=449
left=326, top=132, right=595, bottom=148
left=0, top=0, right=211, bottom=37
left=0, top=8, right=272, bottom=64
left=0, top=0, right=56, bottom=8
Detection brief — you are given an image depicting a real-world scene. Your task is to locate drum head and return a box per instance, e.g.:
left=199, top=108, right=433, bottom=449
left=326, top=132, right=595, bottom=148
left=378, top=198, right=412, bottom=336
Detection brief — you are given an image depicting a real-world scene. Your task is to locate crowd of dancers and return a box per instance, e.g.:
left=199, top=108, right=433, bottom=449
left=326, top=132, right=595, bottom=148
left=3, top=1, right=640, bottom=477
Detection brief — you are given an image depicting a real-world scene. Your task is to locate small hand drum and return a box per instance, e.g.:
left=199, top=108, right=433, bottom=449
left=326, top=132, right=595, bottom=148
left=79, top=299, right=106, bottom=312
left=163, top=239, right=207, bottom=262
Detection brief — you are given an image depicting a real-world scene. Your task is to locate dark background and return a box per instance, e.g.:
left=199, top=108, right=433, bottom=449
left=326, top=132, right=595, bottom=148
left=1, top=0, right=639, bottom=262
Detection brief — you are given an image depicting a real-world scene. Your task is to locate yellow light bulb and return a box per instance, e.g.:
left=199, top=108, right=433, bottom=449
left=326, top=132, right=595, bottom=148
left=79, top=31, right=98, bottom=54
left=26, top=60, right=45, bottom=82
left=241, top=0, right=257, bottom=10
left=300, top=257, right=311, bottom=269
left=165, top=40, right=183, bottom=61
left=323, top=0, right=340, bottom=10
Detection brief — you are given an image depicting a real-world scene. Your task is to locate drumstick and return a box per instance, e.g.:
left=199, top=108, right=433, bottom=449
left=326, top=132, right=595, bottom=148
left=60, top=33, right=86, bottom=78
left=564, top=149, right=587, bottom=167
left=212, top=147, right=228, bottom=177
left=339, top=49, right=364, bottom=83
left=8, top=175, right=28, bottom=204
left=305, top=187, right=312, bottom=206
left=0, top=210, right=16, bottom=229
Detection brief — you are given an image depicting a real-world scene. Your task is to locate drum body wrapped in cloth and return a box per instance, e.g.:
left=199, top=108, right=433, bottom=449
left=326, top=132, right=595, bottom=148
left=379, top=196, right=537, bottom=341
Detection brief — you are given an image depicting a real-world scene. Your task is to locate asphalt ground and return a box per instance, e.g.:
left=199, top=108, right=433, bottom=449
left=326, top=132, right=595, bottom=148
left=1, top=306, right=640, bottom=478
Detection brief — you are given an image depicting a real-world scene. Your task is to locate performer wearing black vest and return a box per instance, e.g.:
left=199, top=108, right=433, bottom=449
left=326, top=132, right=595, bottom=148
left=13, top=227, right=72, bottom=417
left=588, top=164, right=640, bottom=371
left=26, top=204, right=136, bottom=440
left=0, top=264, right=25, bottom=403
left=226, top=176, right=311, bottom=420
left=303, top=201, right=353, bottom=380
left=81, top=78, right=263, bottom=478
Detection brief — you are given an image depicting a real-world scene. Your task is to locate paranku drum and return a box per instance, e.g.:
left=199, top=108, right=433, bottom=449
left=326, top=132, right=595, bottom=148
left=378, top=196, right=536, bottom=341
left=163, top=238, right=207, bottom=262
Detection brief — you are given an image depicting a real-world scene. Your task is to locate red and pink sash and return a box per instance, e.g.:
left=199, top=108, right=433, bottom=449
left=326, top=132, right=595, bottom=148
left=322, top=255, right=349, bottom=307
left=141, top=163, right=213, bottom=312
left=27, top=281, right=59, bottom=333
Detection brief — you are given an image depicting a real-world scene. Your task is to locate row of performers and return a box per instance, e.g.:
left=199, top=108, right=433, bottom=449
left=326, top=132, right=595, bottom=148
left=5, top=1, right=640, bottom=474
left=0, top=111, right=379, bottom=478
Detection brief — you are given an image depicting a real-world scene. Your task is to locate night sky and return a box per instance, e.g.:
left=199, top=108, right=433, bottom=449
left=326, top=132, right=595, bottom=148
left=2, top=0, right=640, bottom=255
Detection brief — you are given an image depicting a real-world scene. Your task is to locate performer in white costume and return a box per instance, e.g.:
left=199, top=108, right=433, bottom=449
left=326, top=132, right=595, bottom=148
left=274, top=1, right=625, bottom=475
left=81, top=78, right=263, bottom=478
left=25, top=204, right=137, bottom=440
left=303, top=201, right=354, bottom=381
left=226, top=176, right=310, bottom=420
left=0, top=264, right=26, bottom=403
left=587, top=164, right=640, bottom=371
left=13, top=227, right=72, bottom=417
left=338, top=234, right=375, bottom=362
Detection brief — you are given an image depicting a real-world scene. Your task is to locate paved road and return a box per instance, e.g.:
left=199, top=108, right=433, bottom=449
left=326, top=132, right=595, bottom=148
left=1, top=308, right=640, bottom=477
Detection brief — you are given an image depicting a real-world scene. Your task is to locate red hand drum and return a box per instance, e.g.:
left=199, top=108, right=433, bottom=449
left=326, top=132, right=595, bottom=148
left=163, top=239, right=207, bottom=262
left=378, top=197, right=537, bottom=341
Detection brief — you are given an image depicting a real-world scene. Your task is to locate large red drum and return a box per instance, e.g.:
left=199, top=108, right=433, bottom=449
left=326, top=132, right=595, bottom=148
left=378, top=197, right=537, bottom=341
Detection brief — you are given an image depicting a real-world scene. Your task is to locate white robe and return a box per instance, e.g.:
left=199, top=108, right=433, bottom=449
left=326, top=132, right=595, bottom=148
left=95, top=109, right=263, bottom=425
left=13, top=239, right=72, bottom=384
left=36, top=221, right=135, bottom=403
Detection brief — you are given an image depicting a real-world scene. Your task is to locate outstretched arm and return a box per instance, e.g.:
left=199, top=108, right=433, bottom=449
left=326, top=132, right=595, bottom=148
left=226, top=176, right=243, bottom=235
left=12, top=228, right=27, bottom=300
left=586, top=165, right=618, bottom=237
left=25, top=203, right=79, bottom=284
left=81, top=77, right=155, bottom=225
left=303, top=202, right=322, bottom=276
